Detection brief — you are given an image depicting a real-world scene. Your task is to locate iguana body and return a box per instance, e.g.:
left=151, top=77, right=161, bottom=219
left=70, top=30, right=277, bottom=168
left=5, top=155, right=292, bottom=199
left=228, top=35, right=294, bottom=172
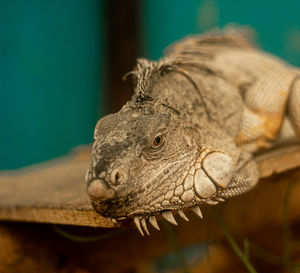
left=85, top=29, right=300, bottom=235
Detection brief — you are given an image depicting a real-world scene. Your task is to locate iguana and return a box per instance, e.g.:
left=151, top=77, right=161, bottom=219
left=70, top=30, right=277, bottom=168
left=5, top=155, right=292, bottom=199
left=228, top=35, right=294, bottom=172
left=85, top=28, right=300, bottom=236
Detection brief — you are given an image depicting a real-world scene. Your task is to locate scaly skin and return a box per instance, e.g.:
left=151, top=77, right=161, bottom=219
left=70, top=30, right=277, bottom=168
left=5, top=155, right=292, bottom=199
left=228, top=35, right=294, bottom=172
left=85, top=28, right=300, bottom=235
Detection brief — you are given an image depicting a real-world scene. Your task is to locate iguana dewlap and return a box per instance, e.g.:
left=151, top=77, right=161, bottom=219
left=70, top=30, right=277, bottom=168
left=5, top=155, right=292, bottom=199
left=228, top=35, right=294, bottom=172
left=85, top=29, right=300, bottom=235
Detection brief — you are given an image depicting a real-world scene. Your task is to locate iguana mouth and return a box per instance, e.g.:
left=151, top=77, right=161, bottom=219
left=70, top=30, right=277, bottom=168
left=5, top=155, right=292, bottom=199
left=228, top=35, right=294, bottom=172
left=87, top=148, right=235, bottom=235
left=126, top=201, right=224, bottom=236
left=89, top=149, right=234, bottom=236
left=91, top=194, right=225, bottom=236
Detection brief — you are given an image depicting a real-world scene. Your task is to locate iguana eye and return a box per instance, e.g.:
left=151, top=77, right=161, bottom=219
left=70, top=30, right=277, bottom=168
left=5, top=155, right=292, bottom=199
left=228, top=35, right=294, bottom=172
left=153, top=135, right=164, bottom=147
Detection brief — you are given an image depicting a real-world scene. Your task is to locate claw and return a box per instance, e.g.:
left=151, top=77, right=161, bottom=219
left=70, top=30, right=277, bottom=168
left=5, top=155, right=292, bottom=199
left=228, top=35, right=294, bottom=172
left=133, top=217, right=144, bottom=236
left=149, top=216, right=160, bottom=230
left=178, top=209, right=189, bottom=221
left=191, top=206, right=203, bottom=219
left=108, top=217, right=117, bottom=224
left=162, top=211, right=177, bottom=225
left=206, top=200, right=219, bottom=205
left=141, top=218, right=150, bottom=235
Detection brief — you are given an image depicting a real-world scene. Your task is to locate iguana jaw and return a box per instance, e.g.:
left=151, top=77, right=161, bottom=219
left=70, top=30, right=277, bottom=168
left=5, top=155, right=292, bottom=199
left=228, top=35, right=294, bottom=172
left=87, top=148, right=235, bottom=236
left=89, top=187, right=225, bottom=236
left=125, top=200, right=224, bottom=236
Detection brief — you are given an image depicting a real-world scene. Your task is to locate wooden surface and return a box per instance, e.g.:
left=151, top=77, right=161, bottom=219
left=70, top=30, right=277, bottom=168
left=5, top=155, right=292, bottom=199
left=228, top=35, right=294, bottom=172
left=0, top=145, right=299, bottom=228
left=0, top=147, right=115, bottom=228
left=0, top=145, right=300, bottom=273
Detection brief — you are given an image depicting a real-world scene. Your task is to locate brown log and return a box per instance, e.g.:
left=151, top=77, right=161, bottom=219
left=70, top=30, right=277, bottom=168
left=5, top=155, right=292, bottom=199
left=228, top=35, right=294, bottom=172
left=0, top=145, right=299, bottom=228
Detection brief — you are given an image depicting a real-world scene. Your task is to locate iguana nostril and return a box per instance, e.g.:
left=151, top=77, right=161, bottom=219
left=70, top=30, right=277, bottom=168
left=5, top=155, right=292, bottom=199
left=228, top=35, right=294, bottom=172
left=86, top=179, right=115, bottom=200
left=115, top=171, right=122, bottom=182
left=111, top=169, right=125, bottom=185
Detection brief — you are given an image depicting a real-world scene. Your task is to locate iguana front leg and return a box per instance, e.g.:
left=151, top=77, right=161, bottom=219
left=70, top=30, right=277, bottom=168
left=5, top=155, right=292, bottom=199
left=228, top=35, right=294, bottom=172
left=235, top=71, right=298, bottom=152
left=230, top=71, right=300, bottom=197
left=217, top=69, right=300, bottom=198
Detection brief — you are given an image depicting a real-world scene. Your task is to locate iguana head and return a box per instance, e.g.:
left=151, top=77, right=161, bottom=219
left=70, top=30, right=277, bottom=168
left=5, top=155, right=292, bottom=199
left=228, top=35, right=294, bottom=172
left=86, top=103, right=236, bottom=235
left=85, top=59, right=239, bottom=235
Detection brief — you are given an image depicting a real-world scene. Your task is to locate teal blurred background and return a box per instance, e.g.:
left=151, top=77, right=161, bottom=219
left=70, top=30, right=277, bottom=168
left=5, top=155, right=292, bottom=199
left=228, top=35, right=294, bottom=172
left=0, top=0, right=105, bottom=169
left=142, top=0, right=300, bottom=66
left=1, top=0, right=300, bottom=170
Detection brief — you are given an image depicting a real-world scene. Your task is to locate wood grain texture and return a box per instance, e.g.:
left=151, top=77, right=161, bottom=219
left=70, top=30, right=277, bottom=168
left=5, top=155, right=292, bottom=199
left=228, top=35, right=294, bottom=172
left=0, top=145, right=299, bottom=227
left=0, top=147, right=117, bottom=228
